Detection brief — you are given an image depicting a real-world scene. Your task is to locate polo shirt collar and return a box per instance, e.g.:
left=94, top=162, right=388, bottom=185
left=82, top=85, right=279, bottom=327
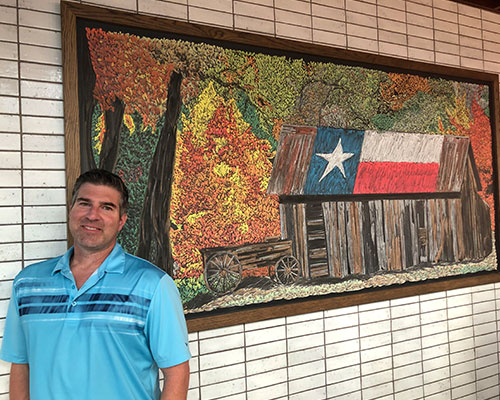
left=52, top=243, right=126, bottom=276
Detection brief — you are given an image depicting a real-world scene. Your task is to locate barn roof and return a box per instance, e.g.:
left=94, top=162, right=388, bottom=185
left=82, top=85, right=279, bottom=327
left=267, top=126, right=479, bottom=196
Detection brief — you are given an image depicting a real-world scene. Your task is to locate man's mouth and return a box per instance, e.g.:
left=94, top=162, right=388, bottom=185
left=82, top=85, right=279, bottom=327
left=82, top=225, right=101, bottom=231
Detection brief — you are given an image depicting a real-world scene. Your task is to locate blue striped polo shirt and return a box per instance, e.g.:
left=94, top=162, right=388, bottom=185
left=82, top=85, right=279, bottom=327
left=0, top=244, right=191, bottom=400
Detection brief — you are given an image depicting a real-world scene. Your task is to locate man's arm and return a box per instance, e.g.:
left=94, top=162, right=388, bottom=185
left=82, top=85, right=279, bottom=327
left=160, top=361, right=190, bottom=400
left=10, top=363, right=29, bottom=400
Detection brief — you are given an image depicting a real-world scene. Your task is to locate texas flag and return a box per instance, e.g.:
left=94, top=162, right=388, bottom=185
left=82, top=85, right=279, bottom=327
left=302, top=127, right=445, bottom=195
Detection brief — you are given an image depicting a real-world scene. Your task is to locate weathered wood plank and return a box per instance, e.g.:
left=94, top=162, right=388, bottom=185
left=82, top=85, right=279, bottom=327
left=415, top=199, right=428, bottom=264
left=450, top=199, right=458, bottom=260
left=375, top=200, right=387, bottom=271
left=267, top=126, right=316, bottom=195
left=362, top=201, right=378, bottom=275
left=323, top=202, right=341, bottom=277
left=296, top=203, right=309, bottom=278
left=402, top=200, right=412, bottom=268
left=454, top=197, right=465, bottom=260
left=347, top=202, right=364, bottom=274
left=202, top=240, right=294, bottom=271
left=436, top=135, right=469, bottom=192
left=409, top=200, right=418, bottom=266
left=386, top=200, right=402, bottom=271
left=306, top=203, right=329, bottom=278
left=338, top=202, right=349, bottom=277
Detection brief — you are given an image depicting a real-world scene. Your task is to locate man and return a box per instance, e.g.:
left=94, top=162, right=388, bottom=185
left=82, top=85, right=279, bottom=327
left=1, top=169, right=191, bottom=399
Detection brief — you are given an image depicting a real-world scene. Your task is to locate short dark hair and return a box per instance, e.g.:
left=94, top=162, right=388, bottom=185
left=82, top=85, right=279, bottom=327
left=71, top=169, right=129, bottom=214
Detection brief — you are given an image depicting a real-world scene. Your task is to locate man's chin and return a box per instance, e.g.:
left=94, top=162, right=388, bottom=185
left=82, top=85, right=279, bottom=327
left=74, top=239, right=115, bottom=254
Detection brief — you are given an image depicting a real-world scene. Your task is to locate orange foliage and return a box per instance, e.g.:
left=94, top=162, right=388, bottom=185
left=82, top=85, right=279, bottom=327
left=441, top=93, right=494, bottom=229
left=171, top=99, right=281, bottom=279
left=468, top=97, right=494, bottom=228
left=438, top=92, right=471, bottom=137
left=381, top=73, right=431, bottom=110
left=86, top=28, right=174, bottom=128
left=272, top=118, right=283, bottom=142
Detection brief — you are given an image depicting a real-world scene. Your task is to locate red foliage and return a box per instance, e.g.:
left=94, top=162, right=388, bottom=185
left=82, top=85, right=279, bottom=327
left=171, top=99, right=281, bottom=277
left=86, top=28, right=174, bottom=128
left=467, top=97, right=494, bottom=229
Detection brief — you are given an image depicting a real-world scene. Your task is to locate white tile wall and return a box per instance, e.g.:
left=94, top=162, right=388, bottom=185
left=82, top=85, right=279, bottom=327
left=1, top=0, right=500, bottom=398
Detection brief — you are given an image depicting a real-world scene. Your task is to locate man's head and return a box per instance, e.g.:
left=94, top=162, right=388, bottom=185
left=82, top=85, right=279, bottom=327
left=69, top=169, right=129, bottom=255
left=72, top=169, right=129, bottom=215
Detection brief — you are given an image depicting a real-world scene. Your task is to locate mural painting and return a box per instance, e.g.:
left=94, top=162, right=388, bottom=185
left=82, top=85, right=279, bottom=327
left=75, top=20, right=497, bottom=316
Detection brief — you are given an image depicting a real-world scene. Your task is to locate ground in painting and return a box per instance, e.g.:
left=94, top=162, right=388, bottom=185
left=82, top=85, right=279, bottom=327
left=185, top=240, right=497, bottom=314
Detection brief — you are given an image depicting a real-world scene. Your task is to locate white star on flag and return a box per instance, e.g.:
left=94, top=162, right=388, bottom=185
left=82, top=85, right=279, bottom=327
left=316, top=138, right=355, bottom=182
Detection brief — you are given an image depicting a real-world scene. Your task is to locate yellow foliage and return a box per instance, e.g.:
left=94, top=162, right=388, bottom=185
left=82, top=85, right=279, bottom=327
left=446, top=92, right=471, bottom=132
left=213, top=162, right=230, bottom=177
left=123, top=113, right=135, bottom=135
left=214, top=137, right=228, bottom=153
left=93, top=113, right=105, bottom=154
left=184, top=82, right=220, bottom=146
left=228, top=98, right=250, bottom=134
left=186, top=211, right=208, bottom=225
left=239, top=223, right=249, bottom=234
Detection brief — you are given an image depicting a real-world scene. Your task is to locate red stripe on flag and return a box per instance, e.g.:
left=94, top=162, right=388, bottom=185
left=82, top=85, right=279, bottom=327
left=353, top=162, right=440, bottom=194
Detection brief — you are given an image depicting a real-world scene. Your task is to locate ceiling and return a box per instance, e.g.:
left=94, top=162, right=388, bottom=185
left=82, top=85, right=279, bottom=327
left=451, top=0, right=500, bottom=13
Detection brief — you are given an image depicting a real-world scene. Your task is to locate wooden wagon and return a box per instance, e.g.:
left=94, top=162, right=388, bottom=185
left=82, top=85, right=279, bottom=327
left=267, top=126, right=492, bottom=279
left=201, top=239, right=301, bottom=294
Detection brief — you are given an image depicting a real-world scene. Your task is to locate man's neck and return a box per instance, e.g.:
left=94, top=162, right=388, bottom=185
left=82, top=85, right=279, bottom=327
left=70, top=243, right=115, bottom=289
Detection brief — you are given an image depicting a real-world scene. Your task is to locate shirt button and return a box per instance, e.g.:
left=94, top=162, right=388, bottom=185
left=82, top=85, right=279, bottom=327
left=71, top=301, right=77, bottom=307
left=71, top=285, right=75, bottom=289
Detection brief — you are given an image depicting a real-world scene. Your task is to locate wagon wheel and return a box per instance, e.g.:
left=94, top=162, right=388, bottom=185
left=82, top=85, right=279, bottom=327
left=204, top=252, right=242, bottom=294
left=275, top=255, right=300, bottom=285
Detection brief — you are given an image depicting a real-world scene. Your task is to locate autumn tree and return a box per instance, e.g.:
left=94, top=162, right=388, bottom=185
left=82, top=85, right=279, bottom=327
left=84, top=28, right=172, bottom=171
left=170, top=83, right=281, bottom=279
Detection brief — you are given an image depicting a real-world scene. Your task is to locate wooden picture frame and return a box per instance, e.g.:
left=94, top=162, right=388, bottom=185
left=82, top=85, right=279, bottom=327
left=61, top=1, right=500, bottom=332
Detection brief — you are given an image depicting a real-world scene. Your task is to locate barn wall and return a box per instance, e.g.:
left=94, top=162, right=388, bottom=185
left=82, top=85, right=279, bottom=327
left=284, top=188, right=492, bottom=280
left=1, top=0, right=500, bottom=399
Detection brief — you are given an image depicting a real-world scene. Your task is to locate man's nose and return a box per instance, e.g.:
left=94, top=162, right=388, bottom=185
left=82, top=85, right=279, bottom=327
left=86, top=205, right=100, bottom=219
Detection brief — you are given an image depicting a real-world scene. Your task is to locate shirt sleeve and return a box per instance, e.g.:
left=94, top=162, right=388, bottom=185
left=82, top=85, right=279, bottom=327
left=0, top=283, right=28, bottom=364
left=145, top=275, right=191, bottom=369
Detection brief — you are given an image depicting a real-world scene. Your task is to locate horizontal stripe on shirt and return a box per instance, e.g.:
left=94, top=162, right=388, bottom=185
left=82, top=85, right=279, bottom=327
left=18, top=293, right=150, bottom=319
left=18, top=295, right=69, bottom=306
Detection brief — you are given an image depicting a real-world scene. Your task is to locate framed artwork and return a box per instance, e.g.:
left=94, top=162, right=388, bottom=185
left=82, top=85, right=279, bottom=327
left=61, top=1, right=500, bottom=331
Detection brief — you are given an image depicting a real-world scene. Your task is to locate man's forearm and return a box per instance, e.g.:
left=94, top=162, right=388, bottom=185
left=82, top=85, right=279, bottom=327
left=10, top=363, right=29, bottom=400
left=161, top=361, right=190, bottom=400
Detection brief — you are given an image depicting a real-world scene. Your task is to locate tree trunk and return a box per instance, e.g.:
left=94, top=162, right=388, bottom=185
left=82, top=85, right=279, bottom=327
left=99, top=98, right=124, bottom=171
left=77, top=30, right=97, bottom=172
left=137, top=71, right=182, bottom=275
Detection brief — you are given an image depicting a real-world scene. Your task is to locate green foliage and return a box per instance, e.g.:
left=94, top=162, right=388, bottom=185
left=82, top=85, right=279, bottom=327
left=371, top=113, right=395, bottom=131
left=235, top=91, right=277, bottom=150
left=480, top=86, right=490, bottom=118
left=287, top=64, right=388, bottom=129
left=392, top=90, right=453, bottom=134
left=115, top=112, right=160, bottom=255
left=175, top=275, right=209, bottom=304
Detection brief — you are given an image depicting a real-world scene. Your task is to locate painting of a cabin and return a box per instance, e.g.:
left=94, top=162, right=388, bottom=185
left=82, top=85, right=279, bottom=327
left=268, top=126, right=492, bottom=280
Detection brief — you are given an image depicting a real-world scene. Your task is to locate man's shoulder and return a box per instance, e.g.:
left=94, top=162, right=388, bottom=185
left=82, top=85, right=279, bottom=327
left=14, top=255, right=63, bottom=281
left=122, top=252, right=166, bottom=280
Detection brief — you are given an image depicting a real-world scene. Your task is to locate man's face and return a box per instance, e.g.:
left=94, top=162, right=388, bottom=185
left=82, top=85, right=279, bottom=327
left=68, top=183, right=127, bottom=254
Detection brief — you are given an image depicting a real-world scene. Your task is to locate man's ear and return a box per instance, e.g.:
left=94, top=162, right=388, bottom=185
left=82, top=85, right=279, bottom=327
left=118, top=213, right=127, bottom=232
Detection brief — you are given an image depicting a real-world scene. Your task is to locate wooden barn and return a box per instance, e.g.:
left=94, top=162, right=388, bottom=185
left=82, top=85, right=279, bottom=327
left=267, top=126, right=492, bottom=279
